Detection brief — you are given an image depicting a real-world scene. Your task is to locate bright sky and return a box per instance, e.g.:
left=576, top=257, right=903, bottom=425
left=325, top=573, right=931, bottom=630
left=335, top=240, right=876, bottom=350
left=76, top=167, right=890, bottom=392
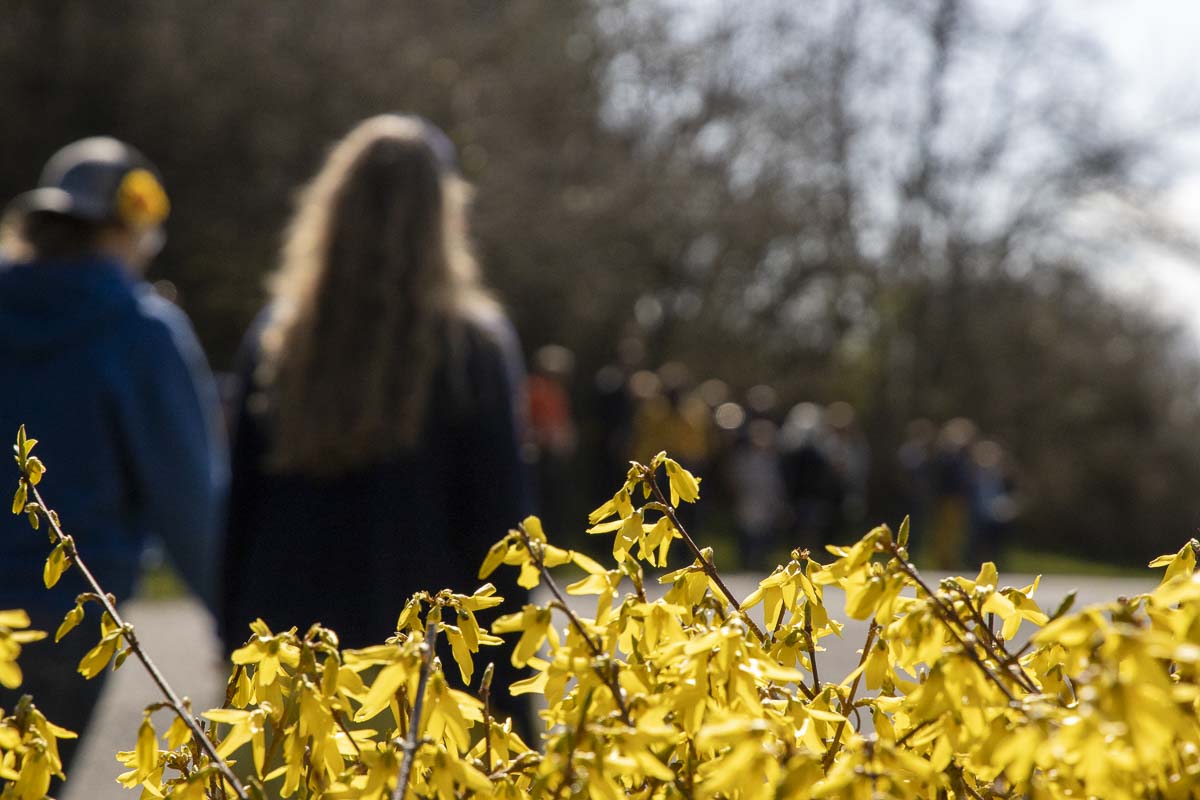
left=1060, top=0, right=1200, bottom=340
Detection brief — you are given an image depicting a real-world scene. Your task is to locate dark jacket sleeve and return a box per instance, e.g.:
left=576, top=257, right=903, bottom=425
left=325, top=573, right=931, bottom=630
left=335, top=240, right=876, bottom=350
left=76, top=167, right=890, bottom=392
left=217, top=314, right=272, bottom=648
left=116, top=293, right=229, bottom=611
left=456, top=311, right=534, bottom=550
left=450, top=310, right=536, bottom=733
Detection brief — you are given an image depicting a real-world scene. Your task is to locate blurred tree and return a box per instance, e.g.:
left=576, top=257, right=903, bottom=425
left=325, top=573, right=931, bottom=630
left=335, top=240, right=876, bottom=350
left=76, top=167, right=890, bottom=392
left=591, top=0, right=1200, bottom=560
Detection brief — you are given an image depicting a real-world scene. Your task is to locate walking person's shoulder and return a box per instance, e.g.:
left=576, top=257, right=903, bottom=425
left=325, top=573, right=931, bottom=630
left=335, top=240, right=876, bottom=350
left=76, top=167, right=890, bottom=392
left=118, top=282, right=226, bottom=472
left=129, top=284, right=203, bottom=352
left=453, top=299, right=523, bottom=377
left=437, top=299, right=528, bottom=437
left=114, top=282, right=222, bottom=396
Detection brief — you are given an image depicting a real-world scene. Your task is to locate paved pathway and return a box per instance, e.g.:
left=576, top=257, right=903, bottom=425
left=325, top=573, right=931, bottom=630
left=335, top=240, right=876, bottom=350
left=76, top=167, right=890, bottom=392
left=62, top=600, right=226, bottom=800
left=62, top=573, right=1154, bottom=799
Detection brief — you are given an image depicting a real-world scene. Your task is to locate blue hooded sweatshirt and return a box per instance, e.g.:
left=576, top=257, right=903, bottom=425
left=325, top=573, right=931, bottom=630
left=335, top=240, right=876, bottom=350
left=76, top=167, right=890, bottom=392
left=0, top=256, right=227, bottom=614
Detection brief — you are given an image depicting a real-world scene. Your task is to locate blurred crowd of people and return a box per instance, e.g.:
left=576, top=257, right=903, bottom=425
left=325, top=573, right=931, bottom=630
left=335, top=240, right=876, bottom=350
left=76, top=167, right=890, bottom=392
left=896, top=417, right=1021, bottom=571
left=522, top=344, right=1021, bottom=573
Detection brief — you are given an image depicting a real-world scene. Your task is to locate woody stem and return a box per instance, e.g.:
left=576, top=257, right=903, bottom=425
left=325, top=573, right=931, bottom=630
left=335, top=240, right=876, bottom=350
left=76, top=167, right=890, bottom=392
left=28, top=483, right=249, bottom=800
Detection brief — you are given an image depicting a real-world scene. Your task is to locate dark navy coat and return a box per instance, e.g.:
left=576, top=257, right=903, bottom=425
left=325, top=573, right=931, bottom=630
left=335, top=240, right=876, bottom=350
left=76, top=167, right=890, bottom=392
left=219, top=306, right=533, bottom=652
left=0, top=256, right=228, bottom=613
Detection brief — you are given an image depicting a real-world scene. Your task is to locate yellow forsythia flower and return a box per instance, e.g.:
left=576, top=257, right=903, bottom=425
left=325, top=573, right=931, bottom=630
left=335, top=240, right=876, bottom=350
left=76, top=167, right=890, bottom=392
left=0, top=611, right=45, bottom=689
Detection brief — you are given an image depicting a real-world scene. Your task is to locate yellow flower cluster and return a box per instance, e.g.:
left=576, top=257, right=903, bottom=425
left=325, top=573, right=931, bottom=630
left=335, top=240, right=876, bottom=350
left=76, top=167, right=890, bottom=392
left=9, top=430, right=1200, bottom=798
left=0, top=613, right=75, bottom=800
left=0, top=611, right=43, bottom=692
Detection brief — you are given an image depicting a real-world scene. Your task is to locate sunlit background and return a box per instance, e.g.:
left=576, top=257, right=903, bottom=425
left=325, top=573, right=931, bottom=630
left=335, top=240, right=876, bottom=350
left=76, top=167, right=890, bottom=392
left=5, top=0, right=1200, bottom=569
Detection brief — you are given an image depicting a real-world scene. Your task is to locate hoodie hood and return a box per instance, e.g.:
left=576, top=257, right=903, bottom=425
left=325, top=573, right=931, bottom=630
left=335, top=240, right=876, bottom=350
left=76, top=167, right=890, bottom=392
left=0, top=256, right=139, bottom=357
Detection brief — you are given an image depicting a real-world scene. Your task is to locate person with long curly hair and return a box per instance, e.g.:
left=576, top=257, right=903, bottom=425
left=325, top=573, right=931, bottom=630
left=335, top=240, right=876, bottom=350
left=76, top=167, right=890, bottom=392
left=220, top=115, right=531, bottom=727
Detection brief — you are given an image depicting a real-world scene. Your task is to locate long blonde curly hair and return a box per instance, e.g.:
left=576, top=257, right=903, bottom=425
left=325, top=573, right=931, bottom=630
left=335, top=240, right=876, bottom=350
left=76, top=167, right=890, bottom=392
left=260, top=114, right=495, bottom=474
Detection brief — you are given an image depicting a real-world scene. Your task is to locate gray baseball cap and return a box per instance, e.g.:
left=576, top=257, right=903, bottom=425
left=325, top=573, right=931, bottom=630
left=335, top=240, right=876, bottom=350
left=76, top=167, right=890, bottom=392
left=12, top=137, right=168, bottom=227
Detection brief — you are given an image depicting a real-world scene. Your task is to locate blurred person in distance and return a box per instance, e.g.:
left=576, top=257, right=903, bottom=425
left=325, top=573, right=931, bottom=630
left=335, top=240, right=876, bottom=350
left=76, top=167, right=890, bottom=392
left=825, top=401, right=869, bottom=541
left=897, top=418, right=938, bottom=554
left=525, top=344, right=578, bottom=534
left=0, top=137, right=228, bottom=773
left=629, top=363, right=713, bottom=529
left=745, top=383, right=779, bottom=421
left=779, top=402, right=842, bottom=552
left=591, top=335, right=643, bottom=488
left=727, top=418, right=787, bottom=572
left=928, top=417, right=978, bottom=569
left=630, top=362, right=712, bottom=469
left=219, top=115, right=532, bottom=732
left=967, top=439, right=1019, bottom=569
left=693, top=378, right=739, bottom=511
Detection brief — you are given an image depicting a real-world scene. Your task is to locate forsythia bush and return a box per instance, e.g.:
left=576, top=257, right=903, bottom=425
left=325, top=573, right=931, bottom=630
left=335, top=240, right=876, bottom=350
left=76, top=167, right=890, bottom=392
left=0, top=611, right=74, bottom=799
left=7, top=425, right=1200, bottom=799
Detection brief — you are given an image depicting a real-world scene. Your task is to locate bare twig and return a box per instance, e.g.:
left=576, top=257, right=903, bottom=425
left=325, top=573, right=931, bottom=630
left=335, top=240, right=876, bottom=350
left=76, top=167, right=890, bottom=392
left=641, top=467, right=767, bottom=642
left=486, top=751, right=540, bottom=781
left=804, top=602, right=822, bottom=695
left=951, top=762, right=989, bottom=800
left=682, top=740, right=697, bottom=800
left=896, top=717, right=937, bottom=747
left=628, top=562, right=649, bottom=604
left=822, top=621, right=878, bottom=770
left=550, top=689, right=593, bottom=800
left=259, top=717, right=286, bottom=789
left=393, top=623, right=439, bottom=800
left=515, top=525, right=633, bottom=727
left=480, top=663, right=494, bottom=775
left=947, top=582, right=1038, bottom=693
left=963, top=780, right=987, bottom=800
left=26, top=483, right=249, bottom=800
left=1003, top=639, right=1036, bottom=665
left=886, top=549, right=1019, bottom=704
left=221, top=664, right=245, bottom=708
left=335, top=710, right=363, bottom=760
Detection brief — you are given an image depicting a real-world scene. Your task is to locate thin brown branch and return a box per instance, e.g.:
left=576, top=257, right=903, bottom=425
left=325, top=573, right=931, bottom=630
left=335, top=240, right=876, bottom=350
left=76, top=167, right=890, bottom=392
left=628, top=564, right=649, bottom=604
left=550, top=690, right=593, bottom=800
left=516, top=525, right=633, bottom=727
left=896, top=717, right=937, bottom=747
left=795, top=672, right=817, bottom=702
left=335, top=710, right=363, bottom=760
left=1003, top=638, right=1036, bottom=666
left=486, top=751, right=540, bottom=781
left=963, top=780, right=987, bottom=800
left=804, top=602, right=821, bottom=695
left=259, top=717, right=286, bottom=790
left=947, top=582, right=1038, bottom=693
left=480, top=663, right=494, bottom=775
left=683, top=740, right=697, bottom=800
left=27, top=483, right=249, bottom=800
left=951, top=761, right=989, bottom=800
left=393, top=623, right=439, bottom=800
left=886, top=548, right=1019, bottom=704
left=641, top=467, right=767, bottom=642
left=221, top=664, right=245, bottom=709
left=822, top=621, right=878, bottom=770
left=924, top=600, right=1017, bottom=703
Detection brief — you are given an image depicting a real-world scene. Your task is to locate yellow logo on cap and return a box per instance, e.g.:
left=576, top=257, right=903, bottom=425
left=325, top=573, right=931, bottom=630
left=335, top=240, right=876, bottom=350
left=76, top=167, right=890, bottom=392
left=116, top=168, right=170, bottom=229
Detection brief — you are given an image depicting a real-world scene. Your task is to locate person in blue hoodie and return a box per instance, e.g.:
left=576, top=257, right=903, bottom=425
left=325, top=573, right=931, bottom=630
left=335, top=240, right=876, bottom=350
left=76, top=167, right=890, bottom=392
left=0, top=137, right=228, bottom=773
